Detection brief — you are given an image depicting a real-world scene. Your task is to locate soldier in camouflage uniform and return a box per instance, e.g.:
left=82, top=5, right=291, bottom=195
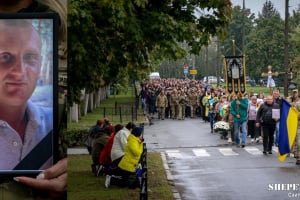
left=155, top=90, right=168, bottom=120
left=178, top=90, right=188, bottom=120
left=287, top=89, right=300, bottom=165
left=188, top=88, right=198, bottom=118
left=170, top=89, right=179, bottom=120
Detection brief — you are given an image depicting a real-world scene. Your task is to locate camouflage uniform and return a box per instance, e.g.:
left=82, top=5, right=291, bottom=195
left=178, top=91, right=187, bottom=120
left=188, top=90, right=198, bottom=118
left=155, top=91, right=168, bottom=120
left=170, top=90, right=179, bottom=120
left=287, top=92, right=300, bottom=165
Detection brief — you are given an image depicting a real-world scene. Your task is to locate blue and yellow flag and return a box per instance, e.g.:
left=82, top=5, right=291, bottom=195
left=278, top=99, right=299, bottom=162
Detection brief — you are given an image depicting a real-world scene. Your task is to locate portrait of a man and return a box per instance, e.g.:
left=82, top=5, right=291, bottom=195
left=0, top=18, right=55, bottom=171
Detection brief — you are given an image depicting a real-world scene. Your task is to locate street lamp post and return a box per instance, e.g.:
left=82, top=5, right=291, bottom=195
left=192, top=54, right=196, bottom=80
left=283, top=0, right=289, bottom=97
left=232, top=39, right=236, bottom=56
left=205, top=45, right=208, bottom=82
left=216, top=39, right=220, bottom=86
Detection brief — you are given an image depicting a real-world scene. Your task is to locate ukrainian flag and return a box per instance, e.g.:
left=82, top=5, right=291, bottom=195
left=278, top=99, right=299, bottom=162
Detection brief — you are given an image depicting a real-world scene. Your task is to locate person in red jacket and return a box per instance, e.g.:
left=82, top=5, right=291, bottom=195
left=105, top=126, right=144, bottom=189
left=97, top=124, right=124, bottom=175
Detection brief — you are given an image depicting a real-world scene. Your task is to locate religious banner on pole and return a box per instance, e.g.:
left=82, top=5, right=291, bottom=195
left=223, top=56, right=246, bottom=95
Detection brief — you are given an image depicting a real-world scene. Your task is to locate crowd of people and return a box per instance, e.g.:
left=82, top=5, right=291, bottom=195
left=86, top=77, right=300, bottom=191
left=85, top=119, right=144, bottom=189
left=137, top=78, right=300, bottom=165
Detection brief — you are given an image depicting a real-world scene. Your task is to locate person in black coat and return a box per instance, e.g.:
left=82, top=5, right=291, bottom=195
left=256, top=96, right=280, bottom=154
left=147, top=92, right=157, bottom=119
left=139, top=86, right=147, bottom=111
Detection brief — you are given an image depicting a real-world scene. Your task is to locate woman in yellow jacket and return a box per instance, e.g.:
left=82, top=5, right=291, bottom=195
left=105, top=126, right=143, bottom=188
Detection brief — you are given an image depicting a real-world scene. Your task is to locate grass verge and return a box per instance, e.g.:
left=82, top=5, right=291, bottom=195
left=67, top=85, right=277, bottom=199
left=68, top=90, right=146, bottom=131
left=68, top=153, right=174, bottom=200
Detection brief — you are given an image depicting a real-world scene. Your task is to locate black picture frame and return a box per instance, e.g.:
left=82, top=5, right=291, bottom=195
left=0, top=12, right=59, bottom=178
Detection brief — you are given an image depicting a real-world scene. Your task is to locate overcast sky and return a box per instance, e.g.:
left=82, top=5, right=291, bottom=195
left=230, top=0, right=300, bottom=18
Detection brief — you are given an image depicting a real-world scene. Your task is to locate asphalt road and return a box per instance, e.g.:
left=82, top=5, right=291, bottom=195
left=143, top=117, right=300, bottom=200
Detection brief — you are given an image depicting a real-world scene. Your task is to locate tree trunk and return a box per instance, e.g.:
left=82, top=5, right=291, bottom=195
left=100, top=87, right=105, bottom=100
left=105, top=85, right=110, bottom=99
left=95, top=88, right=101, bottom=107
left=83, top=93, right=89, bottom=116
left=88, top=92, right=94, bottom=112
left=70, top=103, right=79, bottom=122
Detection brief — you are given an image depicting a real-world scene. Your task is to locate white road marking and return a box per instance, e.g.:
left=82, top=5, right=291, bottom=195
left=193, top=149, right=210, bottom=157
left=244, top=147, right=262, bottom=155
left=166, top=150, right=183, bottom=158
left=219, top=148, right=239, bottom=156
left=165, top=147, right=286, bottom=158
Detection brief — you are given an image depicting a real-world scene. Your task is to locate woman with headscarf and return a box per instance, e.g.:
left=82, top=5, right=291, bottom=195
left=105, top=127, right=144, bottom=189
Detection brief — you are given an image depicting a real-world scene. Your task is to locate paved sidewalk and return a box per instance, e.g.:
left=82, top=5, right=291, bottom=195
left=67, top=148, right=89, bottom=155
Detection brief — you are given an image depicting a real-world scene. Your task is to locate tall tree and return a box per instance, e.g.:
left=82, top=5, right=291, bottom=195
left=246, top=1, right=284, bottom=79
left=258, top=0, right=280, bottom=18
left=68, top=0, right=233, bottom=104
left=290, top=8, right=300, bottom=87
left=290, top=5, right=300, bottom=29
left=222, top=5, right=255, bottom=57
left=156, top=4, right=256, bottom=80
left=290, top=5, right=300, bottom=62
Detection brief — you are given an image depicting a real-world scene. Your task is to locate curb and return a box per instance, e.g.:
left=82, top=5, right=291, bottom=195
left=160, top=152, right=182, bottom=200
left=67, top=148, right=89, bottom=155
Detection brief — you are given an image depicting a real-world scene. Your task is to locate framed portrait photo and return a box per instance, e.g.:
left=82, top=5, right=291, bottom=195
left=0, top=13, right=59, bottom=177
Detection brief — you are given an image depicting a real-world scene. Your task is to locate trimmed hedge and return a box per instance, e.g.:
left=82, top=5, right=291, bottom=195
left=66, top=128, right=89, bottom=147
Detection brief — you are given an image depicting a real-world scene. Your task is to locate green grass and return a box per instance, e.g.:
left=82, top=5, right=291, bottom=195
left=67, top=84, right=280, bottom=200
left=68, top=153, right=174, bottom=200
left=245, top=85, right=284, bottom=95
left=68, top=88, right=174, bottom=200
left=68, top=105, right=145, bottom=130
left=217, top=84, right=284, bottom=95
left=67, top=90, right=146, bottom=131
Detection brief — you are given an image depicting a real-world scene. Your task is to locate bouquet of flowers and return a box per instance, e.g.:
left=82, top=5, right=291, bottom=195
left=213, top=121, right=230, bottom=132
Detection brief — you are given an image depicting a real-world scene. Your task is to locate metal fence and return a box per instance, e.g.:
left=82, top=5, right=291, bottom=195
left=99, top=104, right=139, bottom=123
left=140, top=141, right=148, bottom=200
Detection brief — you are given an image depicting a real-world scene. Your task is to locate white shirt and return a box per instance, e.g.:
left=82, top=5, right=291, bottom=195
left=0, top=101, right=53, bottom=170
left=110, top=127, right=130, bottom=161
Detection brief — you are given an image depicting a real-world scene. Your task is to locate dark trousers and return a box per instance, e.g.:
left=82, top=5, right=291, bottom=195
left=209, top=112, right=215, bottom=130
left=108, top=167, right=133, bottom=187
left=111, top=157, right=123, bottom=169
left=165, top=106, right=171, bottom=118
left=201, top=105, right=206, bottom=121
left=262, top=124, right=275, bottom=152
left=185, top=106, right=191, bottom=117
left=247, top=120, right=259, bottom=139
left=108, top=166, right=139, bottom=188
